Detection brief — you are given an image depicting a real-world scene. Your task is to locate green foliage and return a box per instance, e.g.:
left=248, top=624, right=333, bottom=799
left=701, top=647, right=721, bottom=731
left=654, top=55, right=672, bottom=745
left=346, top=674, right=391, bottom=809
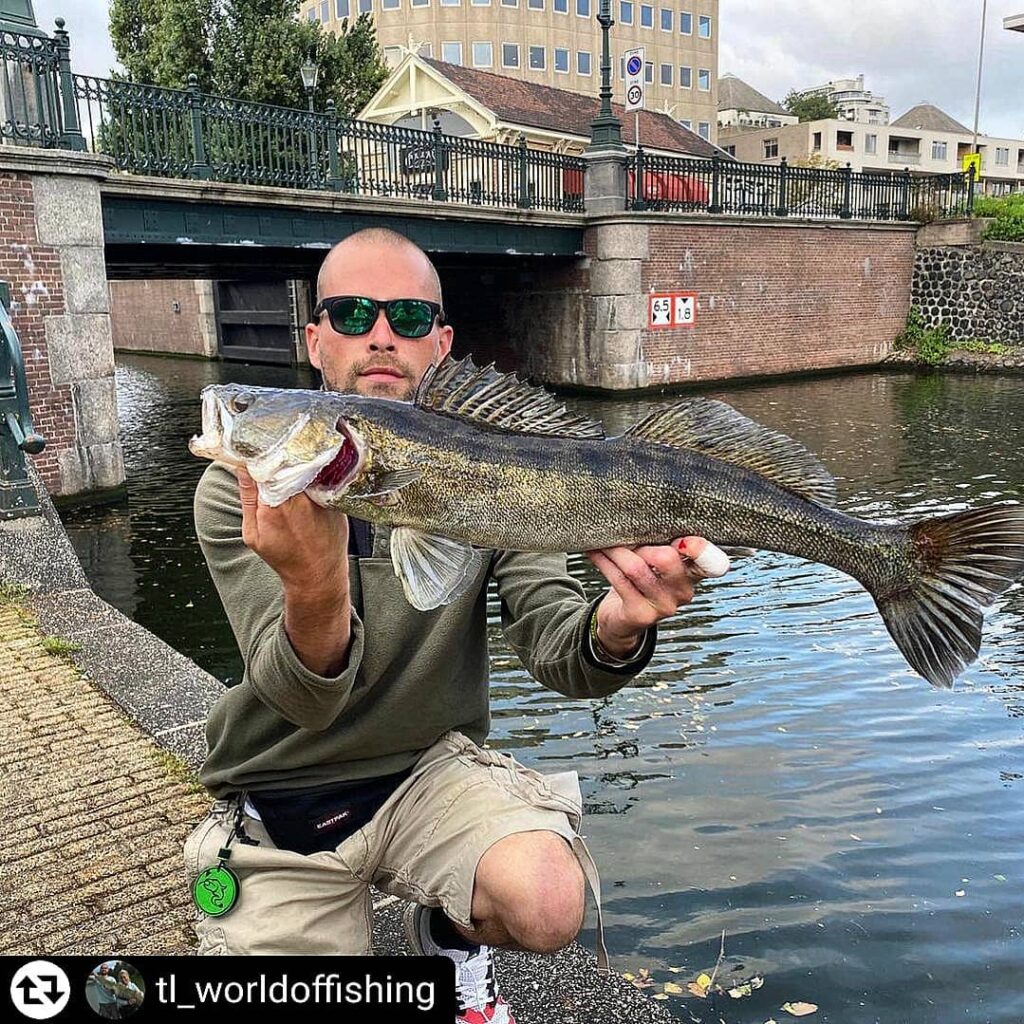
left=108, top=0, right=389, bottom=116
left=783, top=90, right=840, bottom=122
left=41, top=634, right=81, bottom=661
left=0, top=579, right=29, bottom=605
left=972, top=193, right=1024, bottom=242
left=895, top=308, right=1010, bottom=365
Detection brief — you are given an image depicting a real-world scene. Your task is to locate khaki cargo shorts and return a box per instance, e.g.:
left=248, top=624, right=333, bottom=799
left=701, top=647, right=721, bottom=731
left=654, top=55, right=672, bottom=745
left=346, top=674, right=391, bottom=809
left=183, top=730, right=607, bottom=967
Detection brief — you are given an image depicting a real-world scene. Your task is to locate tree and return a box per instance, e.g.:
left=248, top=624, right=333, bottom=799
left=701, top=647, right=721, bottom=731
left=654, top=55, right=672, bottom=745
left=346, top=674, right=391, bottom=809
left=108, top=0, right=389, bottom=116
left=783, top=90, right=840, bottom=122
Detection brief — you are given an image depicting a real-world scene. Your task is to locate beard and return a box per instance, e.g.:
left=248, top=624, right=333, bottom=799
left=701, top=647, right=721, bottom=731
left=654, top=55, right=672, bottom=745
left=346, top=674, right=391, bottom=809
left=325, top=354, right=420, bottom=401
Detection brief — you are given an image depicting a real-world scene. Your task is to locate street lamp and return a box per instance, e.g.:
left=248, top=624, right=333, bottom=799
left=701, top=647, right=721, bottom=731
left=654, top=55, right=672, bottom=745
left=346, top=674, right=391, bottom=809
left=301, top=58, right=320, bottom=182
left=588, top=0, right=624, bottom=150
left=301, top=59, right=320, bottom=113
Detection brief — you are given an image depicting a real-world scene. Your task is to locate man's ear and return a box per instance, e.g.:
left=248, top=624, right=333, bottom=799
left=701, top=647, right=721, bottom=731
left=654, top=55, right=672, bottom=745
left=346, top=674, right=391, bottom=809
left=305, top=320, right=323, bottom=370
left=437, top=324, right=454, bottom=362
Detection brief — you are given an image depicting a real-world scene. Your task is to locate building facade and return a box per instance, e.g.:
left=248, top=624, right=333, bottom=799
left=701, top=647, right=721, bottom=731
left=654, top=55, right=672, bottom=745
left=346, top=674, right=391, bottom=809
left=717, top=73, right=796, bottom=130
left=720, top=104, right=1024, bottom=195
left=301, top=0, right=720, bottom=140
left=795, top=75, right=889, bottom=125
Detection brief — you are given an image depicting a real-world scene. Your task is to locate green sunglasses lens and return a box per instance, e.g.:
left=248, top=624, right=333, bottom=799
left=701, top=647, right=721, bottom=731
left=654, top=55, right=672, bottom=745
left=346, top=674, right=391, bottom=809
left=333, top=297, right=378, bottom=335
left=387, top=300, right=435, bottom=338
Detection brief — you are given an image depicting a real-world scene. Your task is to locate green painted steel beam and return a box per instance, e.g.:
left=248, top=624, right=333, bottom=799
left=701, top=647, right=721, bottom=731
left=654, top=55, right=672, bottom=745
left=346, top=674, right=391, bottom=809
left=100, top=196, right=584, bottom=260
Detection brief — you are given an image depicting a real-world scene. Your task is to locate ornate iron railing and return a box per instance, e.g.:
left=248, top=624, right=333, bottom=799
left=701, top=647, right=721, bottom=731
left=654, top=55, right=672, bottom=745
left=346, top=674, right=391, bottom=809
left=69, top=71, right=585, bottom=213
left=0, top=18, right=84, bottom=149
left=628, top=152, right=975, bottom=222
left=0, top=281, right=46, bottom=520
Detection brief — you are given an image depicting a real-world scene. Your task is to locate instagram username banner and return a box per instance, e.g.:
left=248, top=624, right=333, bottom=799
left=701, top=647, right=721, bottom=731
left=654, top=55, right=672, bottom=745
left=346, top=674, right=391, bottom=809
left=4, top=957, right=455, bottom=1022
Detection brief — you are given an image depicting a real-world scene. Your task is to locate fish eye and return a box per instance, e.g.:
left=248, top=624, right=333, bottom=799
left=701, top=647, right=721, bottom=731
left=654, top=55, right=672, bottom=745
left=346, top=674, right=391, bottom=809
left=230, top=393, right=254, bottom=413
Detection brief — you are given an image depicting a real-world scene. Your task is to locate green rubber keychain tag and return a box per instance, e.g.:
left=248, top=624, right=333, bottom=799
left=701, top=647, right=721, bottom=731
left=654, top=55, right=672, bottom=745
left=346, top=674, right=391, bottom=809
left=193, top=853, right=240, bottom=917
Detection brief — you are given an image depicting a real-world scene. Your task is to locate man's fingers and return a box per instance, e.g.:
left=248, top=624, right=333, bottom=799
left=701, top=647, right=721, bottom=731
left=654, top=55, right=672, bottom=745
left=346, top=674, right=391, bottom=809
left=236, top=468, right=259, bottom=510
left=589, top=547, right=677, bottom=616
left=674, top=537, right=731, bottom=579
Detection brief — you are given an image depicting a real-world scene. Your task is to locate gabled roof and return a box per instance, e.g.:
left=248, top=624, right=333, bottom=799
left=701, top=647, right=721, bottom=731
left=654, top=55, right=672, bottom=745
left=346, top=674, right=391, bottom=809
left=419, top=57, right=722, bottom=158
left=717, top=74, right=787, bottom=116
left=891, top=103, right=972, bottom=134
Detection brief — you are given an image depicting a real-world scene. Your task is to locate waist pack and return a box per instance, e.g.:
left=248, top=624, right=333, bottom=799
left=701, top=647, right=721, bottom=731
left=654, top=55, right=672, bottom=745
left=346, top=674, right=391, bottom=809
left=246, top=768, right=413, bottom=855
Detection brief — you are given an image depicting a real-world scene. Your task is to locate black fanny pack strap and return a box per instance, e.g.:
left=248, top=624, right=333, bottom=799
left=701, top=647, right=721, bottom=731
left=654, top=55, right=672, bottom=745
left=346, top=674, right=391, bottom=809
left=247, top=769, right=412, bottom=856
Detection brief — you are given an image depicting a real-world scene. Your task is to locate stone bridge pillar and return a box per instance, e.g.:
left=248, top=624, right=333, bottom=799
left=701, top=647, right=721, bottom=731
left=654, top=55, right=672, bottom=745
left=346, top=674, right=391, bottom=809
left=0, top=147, right=123, bottom=501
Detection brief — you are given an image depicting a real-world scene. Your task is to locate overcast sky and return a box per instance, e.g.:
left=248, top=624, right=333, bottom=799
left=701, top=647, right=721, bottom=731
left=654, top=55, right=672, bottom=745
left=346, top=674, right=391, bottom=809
left=32, top=0, right=1024, bottom=138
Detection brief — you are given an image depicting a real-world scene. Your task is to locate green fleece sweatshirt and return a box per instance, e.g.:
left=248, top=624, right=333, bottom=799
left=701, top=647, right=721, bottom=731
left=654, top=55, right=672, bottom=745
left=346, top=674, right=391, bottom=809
left=194, top=461, right=655, bottom=797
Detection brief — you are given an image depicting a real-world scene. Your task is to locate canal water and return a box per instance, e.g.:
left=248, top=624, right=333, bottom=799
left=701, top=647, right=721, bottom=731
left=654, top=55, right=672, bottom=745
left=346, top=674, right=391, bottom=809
left=61, top=355, right=1024, bottom=1023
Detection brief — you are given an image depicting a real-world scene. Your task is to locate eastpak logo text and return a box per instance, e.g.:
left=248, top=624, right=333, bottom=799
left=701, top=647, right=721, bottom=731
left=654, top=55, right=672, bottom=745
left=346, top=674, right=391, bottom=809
left=314, top=808, right=352, bottom=832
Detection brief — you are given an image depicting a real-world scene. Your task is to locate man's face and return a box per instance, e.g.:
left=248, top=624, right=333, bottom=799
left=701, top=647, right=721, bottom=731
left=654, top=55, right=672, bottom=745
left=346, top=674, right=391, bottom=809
left=306, top=242, right=453, bottom=400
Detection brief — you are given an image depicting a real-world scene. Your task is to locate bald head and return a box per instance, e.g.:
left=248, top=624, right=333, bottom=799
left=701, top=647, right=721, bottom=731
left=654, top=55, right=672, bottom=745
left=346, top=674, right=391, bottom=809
left=315, top=228, right=443, bottom=307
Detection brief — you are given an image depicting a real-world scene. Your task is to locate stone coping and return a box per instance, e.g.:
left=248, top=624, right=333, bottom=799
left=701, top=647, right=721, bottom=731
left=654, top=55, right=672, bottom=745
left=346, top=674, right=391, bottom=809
left=0, top=145, right=114, bottom=179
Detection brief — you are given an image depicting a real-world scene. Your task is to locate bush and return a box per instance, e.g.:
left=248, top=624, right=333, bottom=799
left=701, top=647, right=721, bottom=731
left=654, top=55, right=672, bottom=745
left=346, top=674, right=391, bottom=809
left=972, top=193, right=1024, bottom=241
left=895, top=307, right=952, bottom=365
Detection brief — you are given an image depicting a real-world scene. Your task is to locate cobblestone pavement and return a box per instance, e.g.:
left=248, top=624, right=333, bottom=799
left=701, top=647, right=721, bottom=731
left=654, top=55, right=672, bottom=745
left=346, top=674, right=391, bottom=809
left=0, top=597, right=208, bottom=956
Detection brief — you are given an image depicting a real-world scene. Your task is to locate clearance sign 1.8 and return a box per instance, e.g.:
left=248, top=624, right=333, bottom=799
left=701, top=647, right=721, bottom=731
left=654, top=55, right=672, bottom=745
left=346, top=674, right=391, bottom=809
left=649, top=292, right=698, bottom=329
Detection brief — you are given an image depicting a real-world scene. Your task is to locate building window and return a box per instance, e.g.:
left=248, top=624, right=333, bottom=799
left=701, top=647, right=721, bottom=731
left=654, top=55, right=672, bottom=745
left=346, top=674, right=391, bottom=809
left=698, top=122, right=710, bottom=140
left=660, top=62, right=672, bottom=85
left=698, top=14, right=711, bottom=37
left=577, top=50, right=592, bottom=75
left=307, top=7, right=317, bottom=20
left=336, top=0, right=350, bottom=16
left=865, top=133, right=877, bottom=154
left=442, top=40, right=463, bottom=63
left=996, top=147, right=1010, bottom=165
left=502, top=42, right=520, bottom=66
left=418, top=41, right=432, bottom=56
left=555, top=47, right=569, bottom=72
left=620, top=0, right=633, bottom=23
left=411, top=0, right=428, bottom=6
left=529, top=0, right=544, bottom=7
left=472, top=41, right=493, bottom=66
left=679, top=118, right=691, bottom=130
left=764, top=138, right=779, bottom=159
left=500, top=0, right=517, bottom=6
left=724, top=144, right=736, bottom=156
left=529, top=45, right=545, bottom=69
left=359, top=0, right=371, bottom=11
left=660, top=7, right=672, bottom=30
left=932, top=140, right=947, bottom=161
left=383, top=45, right=402, bottom=62
left=320, top=0, right=329, bottom=18
left=472, top=0, right=490, bottom=4
left=679, top=10, right=691, bottom=33
left=644, top=61, right=653, bottom=83
left=440, top=0, right=459, bottom=5
left=812, top=131, right=822, bottom=151
left=640, top=3, right=652, bottom=26
left=554, top=0, right=567, bottom=9
left=576, top=0, right=590, bottom=14
left=836, top=129, right=853, bottom=150
left=678, top=65, right=691, bottom=88
left=698, top=68, right=710, bottom=91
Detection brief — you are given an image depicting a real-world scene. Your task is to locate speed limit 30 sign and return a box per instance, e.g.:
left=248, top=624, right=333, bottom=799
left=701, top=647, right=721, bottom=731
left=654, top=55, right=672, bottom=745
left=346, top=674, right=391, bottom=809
left=649, top=292, right=698, bottom=328
left=623, top=46, right=645, bottom=112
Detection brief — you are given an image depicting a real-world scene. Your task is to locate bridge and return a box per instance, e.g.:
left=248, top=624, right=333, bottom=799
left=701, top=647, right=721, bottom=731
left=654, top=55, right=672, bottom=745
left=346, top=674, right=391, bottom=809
left=1, top=15, right=972, bottom=504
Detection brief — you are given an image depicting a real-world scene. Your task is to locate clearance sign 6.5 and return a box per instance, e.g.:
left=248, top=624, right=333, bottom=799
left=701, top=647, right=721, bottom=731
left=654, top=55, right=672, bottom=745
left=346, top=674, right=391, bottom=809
left=649, top=292, right=698, bottom=329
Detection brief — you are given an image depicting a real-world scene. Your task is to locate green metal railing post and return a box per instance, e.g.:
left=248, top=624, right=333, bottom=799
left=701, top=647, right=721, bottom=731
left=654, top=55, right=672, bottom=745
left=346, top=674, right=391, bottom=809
left=325, top=99, right=342, bottom=191
left=897, top=167, right=912, bottom=220
left=517, top=134, right=531, bottom=209
left=431, top=118, right=448, bottom=202
left=632, top=146, right=647, bottom=211
left=186, top=74, right=211, bottom=180
left=0, top=281, right=46, bottom=520
left=53, top=17, right=85, bottom=150
left=709, top=153, right=722, bottom=214
left=840, top=162, right=853, bottom=219
left=774, top=156, right=789, bottom=217
left=967, top=163, right=976, bottom=215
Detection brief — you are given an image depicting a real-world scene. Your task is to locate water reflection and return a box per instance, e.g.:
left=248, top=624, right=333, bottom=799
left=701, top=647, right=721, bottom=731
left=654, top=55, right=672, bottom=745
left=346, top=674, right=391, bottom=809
left=60, top=356, right=1024, bottom=1023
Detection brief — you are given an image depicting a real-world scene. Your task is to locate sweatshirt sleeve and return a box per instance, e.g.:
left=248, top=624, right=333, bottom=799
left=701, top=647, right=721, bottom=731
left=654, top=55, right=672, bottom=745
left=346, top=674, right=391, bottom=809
left=491, top=549, right=655, bottom=699
left=193, top=462, right=364, bottom=731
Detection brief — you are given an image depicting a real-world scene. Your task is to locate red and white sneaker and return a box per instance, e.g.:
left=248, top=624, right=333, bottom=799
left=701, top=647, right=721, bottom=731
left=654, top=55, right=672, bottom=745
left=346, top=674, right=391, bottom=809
left=404, top=902, right=516, bottom=1024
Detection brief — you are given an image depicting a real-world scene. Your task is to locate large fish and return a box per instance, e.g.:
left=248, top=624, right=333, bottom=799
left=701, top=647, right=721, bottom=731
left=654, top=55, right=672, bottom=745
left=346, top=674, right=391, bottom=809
left=190, top=356, right=1024, bottom=688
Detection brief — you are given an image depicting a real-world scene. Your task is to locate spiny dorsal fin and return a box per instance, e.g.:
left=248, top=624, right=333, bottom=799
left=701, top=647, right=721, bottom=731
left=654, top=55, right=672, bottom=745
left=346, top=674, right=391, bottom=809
left=415, top=356, right=605, bottom=440
left=623, top=399, right=836, bottom=505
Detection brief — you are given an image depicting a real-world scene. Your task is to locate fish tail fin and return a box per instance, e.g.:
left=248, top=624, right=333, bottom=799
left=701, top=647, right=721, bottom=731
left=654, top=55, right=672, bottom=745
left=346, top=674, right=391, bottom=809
left=872, top=505, right=1024, bottom=687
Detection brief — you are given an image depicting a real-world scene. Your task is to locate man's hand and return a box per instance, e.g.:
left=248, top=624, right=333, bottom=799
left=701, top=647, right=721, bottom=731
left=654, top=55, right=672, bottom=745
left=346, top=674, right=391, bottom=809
left=586, top=537, right=729, bottom=660
left=237, top=469, right=352, bottom=676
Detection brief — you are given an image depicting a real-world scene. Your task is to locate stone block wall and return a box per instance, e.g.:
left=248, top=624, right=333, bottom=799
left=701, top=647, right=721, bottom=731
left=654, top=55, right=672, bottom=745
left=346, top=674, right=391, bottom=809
left=912, top=243, right=1024, bottom=347
left=109, top=279, right=217, bottom=358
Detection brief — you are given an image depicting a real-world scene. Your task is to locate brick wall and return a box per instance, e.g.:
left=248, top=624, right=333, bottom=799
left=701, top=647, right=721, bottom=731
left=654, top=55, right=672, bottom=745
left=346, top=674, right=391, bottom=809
left=0, top=172, right=74, bottom=492
left=636, top=221, right=916, bottom=386
left=109, top=280, right=211, bottom=357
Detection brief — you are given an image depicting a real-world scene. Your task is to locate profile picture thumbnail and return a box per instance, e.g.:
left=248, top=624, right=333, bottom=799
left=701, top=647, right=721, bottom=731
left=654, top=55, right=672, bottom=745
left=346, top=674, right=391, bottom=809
left=85, top=961, right=145, bottom=1020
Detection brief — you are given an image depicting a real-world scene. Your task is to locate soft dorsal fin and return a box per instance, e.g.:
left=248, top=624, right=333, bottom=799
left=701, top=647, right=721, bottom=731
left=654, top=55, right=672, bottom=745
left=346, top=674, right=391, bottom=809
left=415, top=356, right=605, bottom=440
left=623, top=399, right=836, bottom=505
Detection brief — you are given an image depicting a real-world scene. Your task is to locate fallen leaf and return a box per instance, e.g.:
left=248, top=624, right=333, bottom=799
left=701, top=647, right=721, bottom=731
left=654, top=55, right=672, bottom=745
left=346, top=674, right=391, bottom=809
left=696, top=973, right=713, bottom=989
left=782, top=1001, right=818, bottom=1017
left=663, top=982, right=684, bottom=995
left=955, top=890, right=966, bottom=897
left=994, top=874, right=1007, bottom=882
left=849, top=833, right=862, bottom=842
left=687, top=983, right=709, bottom=999
left=639, top=968, right=651, bottom=979
left=653, top=993, right=669, bottom=1000
left=667, top=966, right=685, bottom=973
left=729, top=975, right=765, bottom=998
left=622, top=973, right=635, bottom=982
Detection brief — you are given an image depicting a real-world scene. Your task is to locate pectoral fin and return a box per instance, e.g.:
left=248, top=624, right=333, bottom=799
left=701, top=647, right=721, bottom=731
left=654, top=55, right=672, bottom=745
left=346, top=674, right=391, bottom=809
left=390, top=527, right=483, bottom=610
left=361, top=469, right=423, bottom=505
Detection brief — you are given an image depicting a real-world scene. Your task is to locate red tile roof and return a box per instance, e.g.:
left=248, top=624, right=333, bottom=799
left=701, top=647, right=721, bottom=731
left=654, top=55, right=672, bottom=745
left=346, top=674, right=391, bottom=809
left=422, top=57, right=722, bottom=158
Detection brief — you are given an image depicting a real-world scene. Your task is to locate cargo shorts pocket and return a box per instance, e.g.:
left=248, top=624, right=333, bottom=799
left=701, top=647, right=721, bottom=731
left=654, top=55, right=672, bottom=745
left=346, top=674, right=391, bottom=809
left=183, top=812, right=228, bottom=884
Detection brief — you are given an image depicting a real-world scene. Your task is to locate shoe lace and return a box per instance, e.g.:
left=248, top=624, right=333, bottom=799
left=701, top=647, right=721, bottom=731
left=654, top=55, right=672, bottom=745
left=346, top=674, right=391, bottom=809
left=454, top=946, right=498, bottom=1015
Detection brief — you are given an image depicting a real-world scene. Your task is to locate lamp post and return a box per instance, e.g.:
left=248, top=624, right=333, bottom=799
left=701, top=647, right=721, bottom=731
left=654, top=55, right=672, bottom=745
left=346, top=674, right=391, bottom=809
left=588, top=0, right=623, bottom=150
left=301, top=58, right=320, bottom=182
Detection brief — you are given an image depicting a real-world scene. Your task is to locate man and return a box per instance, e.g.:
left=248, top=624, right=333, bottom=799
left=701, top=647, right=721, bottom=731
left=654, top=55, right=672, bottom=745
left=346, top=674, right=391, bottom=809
left=114, top=970, right=143, bottom=1017
left=87, top=964, right=120, bottom=1020
left=186, top=228, right=723, bottom=1023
